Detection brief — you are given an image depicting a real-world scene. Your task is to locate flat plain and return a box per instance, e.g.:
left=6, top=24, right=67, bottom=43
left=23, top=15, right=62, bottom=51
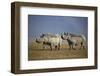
left=28, top=41, right=88, bottom=60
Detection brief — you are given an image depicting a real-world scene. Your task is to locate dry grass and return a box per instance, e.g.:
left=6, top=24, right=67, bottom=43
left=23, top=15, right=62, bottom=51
left=28, top=42, right=88, bottom=60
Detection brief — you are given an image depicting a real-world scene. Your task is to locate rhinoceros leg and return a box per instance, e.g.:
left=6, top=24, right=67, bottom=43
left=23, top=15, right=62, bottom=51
left=50, top=44, right=53, bottom=50
left=42, top=42, right=44, bottom=50
left=55, top=45, right=57, bottom=50
left=58, top=43, right=60, bottom=50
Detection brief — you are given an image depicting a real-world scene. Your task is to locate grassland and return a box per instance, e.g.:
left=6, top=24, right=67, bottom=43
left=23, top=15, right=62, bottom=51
left=28, top=41, right=88, bottom=60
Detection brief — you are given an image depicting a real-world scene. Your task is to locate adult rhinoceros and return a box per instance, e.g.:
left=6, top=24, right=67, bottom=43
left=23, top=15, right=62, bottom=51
left=35, top=33, right=62, bottom=50
left=61, top=32, right=87, bottom=50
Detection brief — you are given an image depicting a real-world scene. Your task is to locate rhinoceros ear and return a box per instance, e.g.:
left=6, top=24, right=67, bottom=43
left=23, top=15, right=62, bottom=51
left=35, top=38, right=38, bottom=42
left=60, top=33, right=63, bottom=35
left=64, top=32, right=66, bottom=35
left=40, top=33, right=43, bottom=38
left=67, top=32, right=69, bottom=35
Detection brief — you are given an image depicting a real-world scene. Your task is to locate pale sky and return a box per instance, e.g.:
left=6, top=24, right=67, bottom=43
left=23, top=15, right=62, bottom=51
left=28, top=15, right=88, bottom=40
